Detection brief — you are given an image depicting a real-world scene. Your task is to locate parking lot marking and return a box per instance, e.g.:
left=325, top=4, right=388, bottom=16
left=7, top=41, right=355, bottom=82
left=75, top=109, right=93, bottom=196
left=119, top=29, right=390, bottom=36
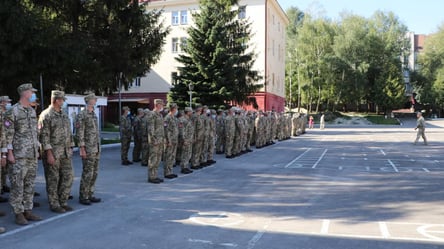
left=417, top=224, right=444, bottom=241
left=423, top=168, right=430, bottom=172
left=312, top=149, right=328, bottom=169
left=380, top=149, right=386, bottom=156
left=321, top=220, right=330, bottom=234
left=338, top=166, right=343, bottom=170
left=188, top=239, right=238, bottom=248
left=247, top=222, right=270, bottom=249
left=284, top=148, right=312, bottom=168
left=379, top=222, right=391, bottom=238
left=387, top=159, right=399, bottom=172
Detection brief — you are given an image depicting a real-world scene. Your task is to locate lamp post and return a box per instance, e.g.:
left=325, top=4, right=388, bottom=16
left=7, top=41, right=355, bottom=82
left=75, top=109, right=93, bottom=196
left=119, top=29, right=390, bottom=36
left=188, top=83, right=194, bottom=108
left=289, top=60, right=292, bottom=110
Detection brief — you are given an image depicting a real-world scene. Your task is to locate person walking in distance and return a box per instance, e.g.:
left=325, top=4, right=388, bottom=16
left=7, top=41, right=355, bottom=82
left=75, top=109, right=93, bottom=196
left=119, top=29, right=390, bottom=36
left=77, top=94, right=102, bottom=205
left=39, top=90, right=75, bottom=213
left=320, top=113, right=325, bottom=130
left=414, top=112, right=427, bottom=145
left=4, top=83, right=42, bottom=225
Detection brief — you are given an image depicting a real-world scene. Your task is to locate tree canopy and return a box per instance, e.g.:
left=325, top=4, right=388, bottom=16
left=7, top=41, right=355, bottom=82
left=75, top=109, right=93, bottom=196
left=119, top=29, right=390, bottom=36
left=168, top=0, right=261, bottom=109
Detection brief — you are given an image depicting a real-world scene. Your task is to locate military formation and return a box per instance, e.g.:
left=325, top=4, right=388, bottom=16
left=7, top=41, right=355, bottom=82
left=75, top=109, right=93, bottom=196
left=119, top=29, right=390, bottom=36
left=118, top=100, right=308, bottom=184
left=0, top=86, right=307, bottom=232
left=0, top=84, right=102, bottom=232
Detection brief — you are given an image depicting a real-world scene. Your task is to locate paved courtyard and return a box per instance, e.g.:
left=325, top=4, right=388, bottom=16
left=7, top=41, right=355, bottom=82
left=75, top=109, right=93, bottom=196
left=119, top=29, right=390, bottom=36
left=1, top=119, right=444, bottom=249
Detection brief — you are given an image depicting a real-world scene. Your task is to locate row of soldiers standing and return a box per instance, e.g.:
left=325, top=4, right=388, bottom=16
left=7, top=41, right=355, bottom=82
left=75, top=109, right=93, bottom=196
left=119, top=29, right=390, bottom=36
left=119, top=100, right=308, bottom=184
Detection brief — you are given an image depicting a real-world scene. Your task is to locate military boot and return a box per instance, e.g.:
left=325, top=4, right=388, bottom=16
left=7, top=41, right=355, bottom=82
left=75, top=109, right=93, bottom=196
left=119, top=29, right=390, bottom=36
left=24, top=210, right=42, bottom=221
left=15, top=213, right=28, bottom=225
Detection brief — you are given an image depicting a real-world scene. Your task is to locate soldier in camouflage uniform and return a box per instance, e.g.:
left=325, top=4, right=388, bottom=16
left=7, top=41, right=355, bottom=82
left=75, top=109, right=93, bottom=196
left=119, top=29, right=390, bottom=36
left=255, top=111, right=265, bottom=148
left=200, top=106, right=210, bottom=166
left=224, top=107, right=236, bottom=158
left=163, top=103, right=179, bottom=179
left=39, top=91, right=74, bottom=213
left=120, top=106, right=133, bottom=165
left=147, top=99, right=165, bottom=184
left=77, top=93, right=102, bottom=205
left=205, top=110, right=216, bottom=165
left=4, top=83, right=42, bottom=225
left=0, top=96, right=9, bottom=232
left=0, top=95, right=12, bottom=205
left=178, top=107, right=194, bottom=174
left=191, top=106, right=204, bottom=169
left=215, top=110, right=225, bottom=154
left=140, top=109, right=151, bottom=166
left=245, top=111, right=254, bottom=152
left=132, top=108, right=144, bottom=163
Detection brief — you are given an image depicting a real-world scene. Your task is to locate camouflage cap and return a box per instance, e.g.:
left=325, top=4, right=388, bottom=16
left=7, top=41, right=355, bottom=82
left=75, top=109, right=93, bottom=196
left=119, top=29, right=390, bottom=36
left=17, top=83, right=37, bottom=94
left=211, top=109, right=216, bottom=114
left=168, top=103, right=178, bottom=109
left=0, top=96, right=12, bottom=102
left=195, top=104, right=202, bottom=110
left=154, top=99, right=164, bottom=105
left=137, top=108, right=144, bottom=113
left=202, top=105, right=208, bottom=109
left=84, top=93, right=97, bottom=103
left=184, top=107, right=193, bottom=113
left=122, top=106, right=130, bottom=111
left=51, top=90, right=67, bottom=100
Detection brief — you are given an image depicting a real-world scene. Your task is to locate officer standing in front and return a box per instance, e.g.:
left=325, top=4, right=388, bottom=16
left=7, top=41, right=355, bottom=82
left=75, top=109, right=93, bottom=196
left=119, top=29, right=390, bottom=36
left=77, top=94, right=102, bottom=205
left=4, top=83, right=42, bottom=225
left=147, top=99, right=165, bottom=184
left=39, top=90, right=75, bottom=213
left=163, top=103, right=179, bottom=179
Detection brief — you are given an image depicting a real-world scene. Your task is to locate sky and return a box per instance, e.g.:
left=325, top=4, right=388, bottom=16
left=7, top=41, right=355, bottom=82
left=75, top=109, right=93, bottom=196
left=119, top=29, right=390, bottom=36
left=277, top=0, right=444, bottom=34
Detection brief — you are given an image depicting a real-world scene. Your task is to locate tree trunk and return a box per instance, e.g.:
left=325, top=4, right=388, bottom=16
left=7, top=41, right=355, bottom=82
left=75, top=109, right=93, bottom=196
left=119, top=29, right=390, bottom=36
left=316, top=84, right=321, bottom=113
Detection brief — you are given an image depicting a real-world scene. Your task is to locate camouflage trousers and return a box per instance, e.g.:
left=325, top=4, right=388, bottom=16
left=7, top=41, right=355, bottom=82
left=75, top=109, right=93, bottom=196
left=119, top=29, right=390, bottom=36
left=191, top=139, right=203, bottom=167
left=121, top=135, right=131, bottom=161
left=176, top=141, right=183, bottom=164
left=180, top=142, right=193, bottom=169
left=200, top=136, right=209, bottom=163
left=8, top=158, right=37, bottom=214
left=164, top=143, right=177, bottom=176
left=43, top=157, right=74, bottom=208
left=79, top=155, right=100, bottom=200
left=255, top=130, right=265, bottom=148
left=233, top=132, right=242, bottom=154
left=215, top=132, right=225, bottom=153
left=206, top=135, right=215, bottom=161
left=225, top=135, right=234, bottom=157
left=141, top=139, right=149, bottom=165
left=1, top=163, right=9, bottom=188
left=415, top=128, right=427, bottom=144
left=148, top=144, right=162, bottom=180
left=133, top=136, right=142, bottom=161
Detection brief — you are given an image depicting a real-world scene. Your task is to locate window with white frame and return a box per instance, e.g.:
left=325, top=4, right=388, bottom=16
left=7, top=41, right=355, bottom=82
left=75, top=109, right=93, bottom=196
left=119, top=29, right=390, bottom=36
left=180, top=37, right=188, bottom=51
left=180, top=10, right=188, bottom=25
left=172, top=38, right=179, bottom=53
left=172, top=11, right=179, bottom=25
left=238, top=6, right=246, bottom=19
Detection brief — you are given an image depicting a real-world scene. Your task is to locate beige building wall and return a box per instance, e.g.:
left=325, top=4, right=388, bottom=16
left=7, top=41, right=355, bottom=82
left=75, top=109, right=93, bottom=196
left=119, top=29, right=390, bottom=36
left=133, top=0, right=288, bottom=109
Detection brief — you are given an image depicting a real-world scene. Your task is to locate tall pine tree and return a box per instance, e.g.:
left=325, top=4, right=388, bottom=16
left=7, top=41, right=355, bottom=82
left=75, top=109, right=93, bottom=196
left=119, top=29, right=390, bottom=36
left=168, top=0, right=261, bottom=109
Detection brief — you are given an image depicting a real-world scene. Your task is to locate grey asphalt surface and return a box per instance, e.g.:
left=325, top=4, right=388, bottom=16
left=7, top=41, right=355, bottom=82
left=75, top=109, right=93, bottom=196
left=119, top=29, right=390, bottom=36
left=1, top=119, right=444, bottom=249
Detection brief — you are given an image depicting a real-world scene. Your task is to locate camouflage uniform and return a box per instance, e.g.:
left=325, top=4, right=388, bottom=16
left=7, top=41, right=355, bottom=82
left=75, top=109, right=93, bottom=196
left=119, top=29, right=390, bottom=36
left=215, top=112, right=225, bottom=154
left=120, top=110, right=133, bottom=162
left=132, top=110, right=144, bottom=162
left=0, top=108, right=6, bottom=193
left=148, top=110, right=164, bottom=180
left=39, top=102, right=74, bottom=210
left=414, top=113, right=427, bottom=145
left=179, top=111, right=194, bottom=170
left=4, top=103, right=40, bottom=214
left=191, top=110, right=205, bottom=168
left=255, top=112, right=265, bottom=148
left=163, top=112, right=179, bottom=176
left=76, top=101, right=101, bottom=201
left=140, top=110, right=151, bottom=166
left=246, top=112, right=255, bottom=150
left=206, top=111, right=216, bottom=162
left=224, top=110, right=236, bottom=157
left=200, top=111, right=210, bottom=165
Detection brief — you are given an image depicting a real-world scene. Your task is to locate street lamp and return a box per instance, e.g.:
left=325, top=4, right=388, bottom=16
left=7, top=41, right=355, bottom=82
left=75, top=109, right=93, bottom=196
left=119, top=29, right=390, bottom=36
left=188, top=83, right=194, bottom=108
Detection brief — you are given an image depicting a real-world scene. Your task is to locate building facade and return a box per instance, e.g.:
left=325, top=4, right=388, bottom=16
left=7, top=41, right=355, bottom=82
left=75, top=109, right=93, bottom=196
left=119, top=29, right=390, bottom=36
left=109, top=0, right=288, bottom=113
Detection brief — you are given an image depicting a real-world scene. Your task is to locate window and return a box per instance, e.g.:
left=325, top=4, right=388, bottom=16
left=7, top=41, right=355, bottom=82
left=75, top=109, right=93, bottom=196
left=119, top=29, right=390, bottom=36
left=172, top=11, right=179, bottom=25
left=238, top=6, right=246, bottom=19
left=180, top=10, right=188, bottom=25
left=272, top=14, right=275, bottom=25
left=278, top=21, right=280, bottom=32
left=172, top=38, right=179, bottom=53
left=180, top=37, right=188, bottom=51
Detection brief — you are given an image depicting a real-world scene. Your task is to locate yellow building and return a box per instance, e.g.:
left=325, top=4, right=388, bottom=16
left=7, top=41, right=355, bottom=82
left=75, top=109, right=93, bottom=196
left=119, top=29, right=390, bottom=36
left=110, top=0, right=288, bottom=112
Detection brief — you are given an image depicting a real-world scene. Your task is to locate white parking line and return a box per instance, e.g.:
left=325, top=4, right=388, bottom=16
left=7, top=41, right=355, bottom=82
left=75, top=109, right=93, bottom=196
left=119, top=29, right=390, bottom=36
left=312, top=149, right=328, bottom=169
left=380, top=149, right=386, bottom=156
left=387, top=159, right=399, bottom=172
left=321, top=220, right=330, bottom=234
left=379, top=222, right=391, bottom=238
left=284, top=148, right=312, bottom=168
left=423, top=168, right=430, bottom=172
left=247, top=222, right=270, bottom=249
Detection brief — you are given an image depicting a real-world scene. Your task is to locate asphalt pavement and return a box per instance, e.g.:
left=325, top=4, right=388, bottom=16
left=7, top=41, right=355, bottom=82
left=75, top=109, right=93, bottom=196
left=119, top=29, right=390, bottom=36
left=1, top=119, right=444, bottom=249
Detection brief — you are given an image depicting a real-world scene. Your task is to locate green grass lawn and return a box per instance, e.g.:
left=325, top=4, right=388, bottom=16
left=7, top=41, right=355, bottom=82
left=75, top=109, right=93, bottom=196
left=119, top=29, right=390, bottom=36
left=101, top=138, right=121, bottom=145
left=364, top=114, right=400, bottom=125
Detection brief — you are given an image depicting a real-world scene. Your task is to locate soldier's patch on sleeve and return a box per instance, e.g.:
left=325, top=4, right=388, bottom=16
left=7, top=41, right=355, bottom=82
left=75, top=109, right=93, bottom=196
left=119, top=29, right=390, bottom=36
left=164, top=121, right=168, bottom=127
left=4, top=119, right=11, bottom=128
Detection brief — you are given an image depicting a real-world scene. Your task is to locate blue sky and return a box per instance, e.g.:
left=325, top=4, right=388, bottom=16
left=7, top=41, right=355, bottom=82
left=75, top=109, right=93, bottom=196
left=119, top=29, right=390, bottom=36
left=277, top=0, right=443, bottom=34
